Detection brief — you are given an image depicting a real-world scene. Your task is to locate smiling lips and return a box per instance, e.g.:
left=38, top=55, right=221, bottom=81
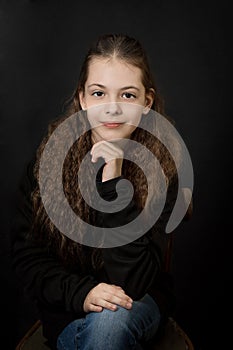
left=102, top=122, right=124, bottom=128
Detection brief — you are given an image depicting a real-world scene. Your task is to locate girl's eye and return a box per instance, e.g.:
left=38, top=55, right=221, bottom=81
left=122, top=92, right=136, bottom=99
left=92, top=91, right=104, bottom=97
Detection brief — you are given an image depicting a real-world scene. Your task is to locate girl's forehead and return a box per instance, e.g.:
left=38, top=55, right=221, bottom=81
left=87, top=57, right=143, bottom=85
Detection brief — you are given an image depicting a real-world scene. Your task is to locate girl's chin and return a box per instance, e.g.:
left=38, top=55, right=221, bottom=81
left=91, top=125, right=135, bottom=143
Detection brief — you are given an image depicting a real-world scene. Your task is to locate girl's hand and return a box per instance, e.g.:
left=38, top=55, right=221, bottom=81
left=90, top=141, right=124, bottom=182
left=83, top=283, right=133, bottom=313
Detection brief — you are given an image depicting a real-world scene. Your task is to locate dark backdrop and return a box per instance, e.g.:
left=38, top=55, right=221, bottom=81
left=0, top=1, right=232, bottom=349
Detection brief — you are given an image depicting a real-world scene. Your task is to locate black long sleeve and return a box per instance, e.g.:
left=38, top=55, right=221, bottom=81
left=96, top=173, right=168, bottom=301
left=11, top=157, right=98, bottom=316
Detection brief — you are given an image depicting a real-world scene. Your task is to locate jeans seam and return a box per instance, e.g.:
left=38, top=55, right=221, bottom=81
left=57, top=334, right=67, bottom=350
left=75, top=319, right=86, bottom=350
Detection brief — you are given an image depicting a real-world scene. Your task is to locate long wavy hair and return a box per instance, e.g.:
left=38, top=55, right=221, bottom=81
left=31, top=34, right=180, bottom=272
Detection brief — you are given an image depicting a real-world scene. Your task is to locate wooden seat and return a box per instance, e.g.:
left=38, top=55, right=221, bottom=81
left=148, top=317, right=194, bottom=349
left=16, top=317, right=194, bottom=350
left=16, top=320, right=49, bottom=350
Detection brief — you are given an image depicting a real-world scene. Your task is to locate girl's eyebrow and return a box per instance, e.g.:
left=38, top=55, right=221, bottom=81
left=87, top=84, right=105, bottom=89
left=120, top=85, right=140, bottom=91
left=87, top=83, right=140, bottom=91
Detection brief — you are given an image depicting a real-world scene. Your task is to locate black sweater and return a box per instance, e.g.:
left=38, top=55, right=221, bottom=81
left=11, top=157, right=176, bottom=349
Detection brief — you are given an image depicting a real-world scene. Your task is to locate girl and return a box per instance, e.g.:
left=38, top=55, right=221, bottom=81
left=12, top=34, right=180, bottom=350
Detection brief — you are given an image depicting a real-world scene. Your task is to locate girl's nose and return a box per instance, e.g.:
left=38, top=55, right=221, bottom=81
left=104, top=102, right=122, bottom=116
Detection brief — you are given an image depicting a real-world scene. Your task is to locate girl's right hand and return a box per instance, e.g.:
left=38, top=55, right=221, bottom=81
left=83, top=283, right=133, bottom=313
left=90, top=140, right=124, bottom=182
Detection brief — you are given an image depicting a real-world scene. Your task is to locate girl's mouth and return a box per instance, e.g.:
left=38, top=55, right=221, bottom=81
left=102, top=122, right=123, bottom=128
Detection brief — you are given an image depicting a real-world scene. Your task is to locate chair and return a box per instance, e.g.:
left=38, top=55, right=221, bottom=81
left=16, top=317, right=194, bottom=350
left=16, top=320, right=49, bottom=350
left=16, top=189, right=194, bottom=350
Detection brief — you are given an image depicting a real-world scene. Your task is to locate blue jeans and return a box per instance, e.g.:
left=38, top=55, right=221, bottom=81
left=57, top=293, right=160, bottom=350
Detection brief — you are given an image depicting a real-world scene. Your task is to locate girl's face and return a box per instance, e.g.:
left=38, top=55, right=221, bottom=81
left=79, top=57, right=153, bottom=143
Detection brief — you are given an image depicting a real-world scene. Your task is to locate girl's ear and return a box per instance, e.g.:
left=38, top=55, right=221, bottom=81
left=143, top=88, right=155, bottom=115
left=79, top=91, right=87, bottom=110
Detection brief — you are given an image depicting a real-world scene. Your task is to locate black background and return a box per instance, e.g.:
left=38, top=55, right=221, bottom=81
left=0, top=1, right=232, bottom=349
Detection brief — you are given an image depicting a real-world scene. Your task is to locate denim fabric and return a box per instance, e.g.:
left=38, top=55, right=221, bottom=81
left=57, top=293, right=160, bottom=350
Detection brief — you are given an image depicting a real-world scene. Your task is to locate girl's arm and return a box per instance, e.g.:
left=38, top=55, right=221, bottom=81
left=11, top=157, right=98, bottom=316
left=96, top=174, right=176, bottom=301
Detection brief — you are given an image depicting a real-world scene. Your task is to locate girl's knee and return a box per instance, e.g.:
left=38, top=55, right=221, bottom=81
left=86, top=307, right=136, bottom=347
left=88, top=306, right=129, bottom=327
left=88, top=307, right=134, bottom=335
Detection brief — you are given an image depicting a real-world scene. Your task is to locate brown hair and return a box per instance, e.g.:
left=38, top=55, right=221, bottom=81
left=31, top=34, right=179, bottom=271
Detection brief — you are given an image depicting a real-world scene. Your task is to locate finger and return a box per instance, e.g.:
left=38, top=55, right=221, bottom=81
left=106, top=285, right=128, bottom=296
left=91, top=141, right=123, bottom=159
left=104, top=292, right=133, bottom=309
left=91, top=149, right=119, bottom=163
left=92, top=284, right=133, bottom=310
left=92, top=140, right=120, bottom=153
left=88, top=304, right=103, bottom=312
left=112, top=285, right=125, bottom=292
left=98, top=283, right=128, bottom=298
left=100, top=300, right=118, bottom=311
left=90, top=295, right=117, bottom=311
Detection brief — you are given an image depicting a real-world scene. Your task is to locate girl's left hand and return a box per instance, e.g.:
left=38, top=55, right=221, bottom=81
left=90, top=140, right=124, bottom=182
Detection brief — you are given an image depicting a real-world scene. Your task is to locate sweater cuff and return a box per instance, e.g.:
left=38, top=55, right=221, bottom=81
left=96, top=176, right=123, bottom=201
left=71, top=278, right=98, bottom=315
